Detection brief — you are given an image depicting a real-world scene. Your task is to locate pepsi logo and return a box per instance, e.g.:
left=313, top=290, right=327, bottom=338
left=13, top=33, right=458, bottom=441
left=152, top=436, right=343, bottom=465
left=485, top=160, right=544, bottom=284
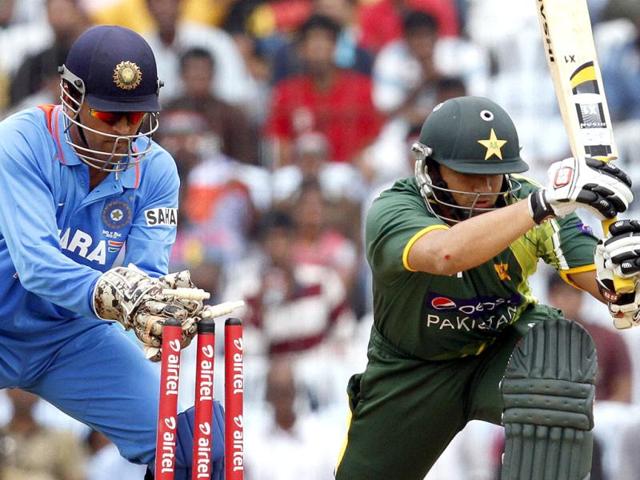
left=431, top=297, right=456, bottom=310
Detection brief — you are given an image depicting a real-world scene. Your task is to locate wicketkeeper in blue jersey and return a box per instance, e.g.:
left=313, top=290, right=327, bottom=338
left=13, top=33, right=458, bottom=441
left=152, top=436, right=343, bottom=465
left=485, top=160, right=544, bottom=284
left=0, top=25, right=230, bottom=479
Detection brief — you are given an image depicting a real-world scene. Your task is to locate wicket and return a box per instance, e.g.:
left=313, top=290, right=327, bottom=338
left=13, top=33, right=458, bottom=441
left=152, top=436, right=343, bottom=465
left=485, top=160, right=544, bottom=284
left=155, top=317, right=244, bottom=480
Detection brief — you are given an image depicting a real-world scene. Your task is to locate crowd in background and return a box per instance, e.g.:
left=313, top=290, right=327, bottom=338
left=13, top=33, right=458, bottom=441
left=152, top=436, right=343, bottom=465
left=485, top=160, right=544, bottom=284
left=1, top=0, right=640, bottom=478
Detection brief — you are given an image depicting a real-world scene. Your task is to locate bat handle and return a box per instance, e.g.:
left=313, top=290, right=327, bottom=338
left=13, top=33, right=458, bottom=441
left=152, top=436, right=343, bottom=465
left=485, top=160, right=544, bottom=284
left=601, top=217, right=615, bottom=232
left=601, top=216, right=636, bottom=293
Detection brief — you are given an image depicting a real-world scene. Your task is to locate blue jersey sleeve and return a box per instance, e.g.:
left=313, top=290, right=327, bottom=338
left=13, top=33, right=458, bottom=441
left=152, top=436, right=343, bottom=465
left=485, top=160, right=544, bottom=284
left=0, top=114, right=101, bottom=318
left=123, top=148, right=179, bottom=277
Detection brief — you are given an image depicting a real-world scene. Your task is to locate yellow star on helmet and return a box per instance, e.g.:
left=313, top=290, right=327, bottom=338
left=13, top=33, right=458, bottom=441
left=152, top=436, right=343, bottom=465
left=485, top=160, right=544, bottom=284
left=477, top=128, right=507, bottom=160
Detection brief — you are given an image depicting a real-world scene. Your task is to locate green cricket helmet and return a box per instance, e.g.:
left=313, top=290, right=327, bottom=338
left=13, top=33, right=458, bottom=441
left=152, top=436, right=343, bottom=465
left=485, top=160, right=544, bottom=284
left=412, top=96, right=528, bottom=223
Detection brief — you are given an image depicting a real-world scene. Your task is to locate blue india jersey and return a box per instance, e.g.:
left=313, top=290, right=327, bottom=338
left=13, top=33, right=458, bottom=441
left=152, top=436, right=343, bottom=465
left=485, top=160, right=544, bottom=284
left=0, top=105, right=179, bottom=340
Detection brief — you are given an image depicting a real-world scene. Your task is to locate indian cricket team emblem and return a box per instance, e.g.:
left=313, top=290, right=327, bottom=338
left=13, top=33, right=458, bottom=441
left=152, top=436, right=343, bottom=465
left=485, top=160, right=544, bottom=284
left=113, top=61, right=142, bottom=90
left=494, top=263, right=511, bottom=281
left=477, top=128, right=507, bottom=160
left=102, top=199, right=132, bottom=230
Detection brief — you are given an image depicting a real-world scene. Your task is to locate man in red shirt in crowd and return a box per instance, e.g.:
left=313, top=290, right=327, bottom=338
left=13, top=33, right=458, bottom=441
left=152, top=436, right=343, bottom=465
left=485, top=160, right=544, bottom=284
left=265, top=14, right=382, bottom=166
left=357, top=0, right=459, bottom=52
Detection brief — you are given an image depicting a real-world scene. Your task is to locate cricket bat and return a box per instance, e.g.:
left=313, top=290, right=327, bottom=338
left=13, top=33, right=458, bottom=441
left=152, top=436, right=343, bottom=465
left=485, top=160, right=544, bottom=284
left=535, top=0, right=635, bottom=293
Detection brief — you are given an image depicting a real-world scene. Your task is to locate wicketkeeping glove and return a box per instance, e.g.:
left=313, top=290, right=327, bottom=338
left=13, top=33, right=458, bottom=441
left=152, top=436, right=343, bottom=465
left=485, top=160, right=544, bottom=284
left=528, top=157, right=633, bottom=224
left=92, top=264, right=209, bottom=352
left=142, top=300, right=246, bottom=361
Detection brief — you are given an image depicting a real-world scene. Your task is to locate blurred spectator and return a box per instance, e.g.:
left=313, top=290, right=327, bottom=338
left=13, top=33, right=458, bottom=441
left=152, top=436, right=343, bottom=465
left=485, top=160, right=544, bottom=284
left=0, top=0, right=17, bottom=26
left=240, top=0, right=312, bottom=38
left=271, top=131, right=367, bottom=205
left=601, top=0, right=639, bottom=22
left=316, top=0, right=372, bottom=72
left=265, top=14, right=382, bottom=166
left=230, top=31, right=274, bottom=132
left=244, top=357, right=337, bottom=480
left=0, top=0, right=52, bottom=111
left=86, top=0, right=225, bottom=31
left=547, top=274, right=632, bottom=403
left=0, top=389, right=86, bottom=480
left=155, top=109, right=210, bottom=181
left=373, top=11, right=442, bottom=126
left=601, top=4, right=640, bottom=122
left=271, top=0, right=374, bottom=83
left=225, top=210, right=356, bottom=359
left=7, top=0, right=47, bottom=25
left=84, top=430, right=146, bottom=480
left=221, top=0, right=266, bottom=34
left=356, top=0, right=459, bottom=53
left=143, top=0, right=252, bottom=105
left=373, top=11, right=488, bottom=125
left=177, top=158, right=256, bottom=297
left=434, top=75, right=466, bottom=102
left=158, top=109, right=265, bottom=297
left=9, top=51, right=61, bottom=114
left=9, top=0, right=90, bottom=108
left=166, top=47, right=258, bottom=164
left=285, top=179, right=359, bottom=298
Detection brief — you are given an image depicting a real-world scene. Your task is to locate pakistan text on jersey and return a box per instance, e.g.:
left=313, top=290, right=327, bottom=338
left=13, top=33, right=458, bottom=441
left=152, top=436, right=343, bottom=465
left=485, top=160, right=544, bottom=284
left=425, top=305, right=518, bottom=332
left=58, top=227, right=123, bottom=265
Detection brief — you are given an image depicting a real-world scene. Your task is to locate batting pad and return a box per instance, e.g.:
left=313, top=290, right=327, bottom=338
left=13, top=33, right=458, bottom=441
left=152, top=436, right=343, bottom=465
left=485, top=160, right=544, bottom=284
left=501, top=318, right=596, bottom=480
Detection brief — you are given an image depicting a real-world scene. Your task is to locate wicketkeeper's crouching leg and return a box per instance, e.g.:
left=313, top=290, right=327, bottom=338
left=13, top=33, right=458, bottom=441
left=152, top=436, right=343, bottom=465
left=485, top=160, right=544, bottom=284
left=501, top=317, right=596, bottom=480
left=145, top=403, right=225, bottom=480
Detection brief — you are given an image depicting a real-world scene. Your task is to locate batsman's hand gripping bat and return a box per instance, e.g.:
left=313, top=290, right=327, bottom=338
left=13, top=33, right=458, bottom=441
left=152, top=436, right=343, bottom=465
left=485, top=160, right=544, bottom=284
left=535, top=0, right=634, bottom=293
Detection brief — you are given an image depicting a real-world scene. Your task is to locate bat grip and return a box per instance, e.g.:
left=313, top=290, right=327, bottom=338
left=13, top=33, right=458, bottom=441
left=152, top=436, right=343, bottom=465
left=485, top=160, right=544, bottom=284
left=601, top=216, right=636, bottom=294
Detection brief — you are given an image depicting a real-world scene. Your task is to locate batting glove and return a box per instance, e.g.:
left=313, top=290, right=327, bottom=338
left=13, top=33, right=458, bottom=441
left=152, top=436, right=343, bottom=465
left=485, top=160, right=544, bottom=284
left=596, top=238, right=640, bottom=329
left=528, top=157, right=632, bottom=224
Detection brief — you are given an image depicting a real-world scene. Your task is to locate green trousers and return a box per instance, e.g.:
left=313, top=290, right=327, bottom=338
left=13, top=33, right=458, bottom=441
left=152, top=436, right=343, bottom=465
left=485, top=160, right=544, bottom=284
left=335, top=304, right=563, bottom=480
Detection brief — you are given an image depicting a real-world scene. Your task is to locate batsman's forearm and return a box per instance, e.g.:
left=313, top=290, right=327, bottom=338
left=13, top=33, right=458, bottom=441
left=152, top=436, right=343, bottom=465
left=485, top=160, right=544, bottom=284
left=416, top=200, right=535, bottom=275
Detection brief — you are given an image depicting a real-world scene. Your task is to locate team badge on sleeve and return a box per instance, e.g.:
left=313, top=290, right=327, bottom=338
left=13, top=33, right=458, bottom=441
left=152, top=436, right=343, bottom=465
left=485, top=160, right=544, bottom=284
left=494, top=263, right=511, bottom=281
left=102, top=200, right=132, bottom=230
left=145, top=207, right=178, bottom=226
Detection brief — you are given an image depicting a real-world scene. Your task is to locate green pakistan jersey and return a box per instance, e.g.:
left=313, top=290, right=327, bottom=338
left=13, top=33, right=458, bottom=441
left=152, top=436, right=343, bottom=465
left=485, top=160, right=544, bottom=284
left=366, top=176, right=598, bottom=361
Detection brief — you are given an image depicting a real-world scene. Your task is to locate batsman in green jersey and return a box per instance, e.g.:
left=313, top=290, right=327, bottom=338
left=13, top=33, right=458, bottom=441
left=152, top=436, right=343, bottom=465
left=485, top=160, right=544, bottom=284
left=334, top=96, right=639, bottom=480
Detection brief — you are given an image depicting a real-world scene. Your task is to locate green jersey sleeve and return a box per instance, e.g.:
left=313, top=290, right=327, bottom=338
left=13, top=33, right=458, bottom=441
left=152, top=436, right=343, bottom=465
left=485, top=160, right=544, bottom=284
left=366, top=179, right=447, bottom=283
left=509, top=175, right=599, bottom=282
left=536, top=213, right=599, bottom=280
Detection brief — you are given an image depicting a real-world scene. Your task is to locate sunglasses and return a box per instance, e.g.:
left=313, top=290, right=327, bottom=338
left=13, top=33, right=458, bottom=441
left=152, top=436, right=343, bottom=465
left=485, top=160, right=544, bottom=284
left=89, top=109, right=146, bottom=126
